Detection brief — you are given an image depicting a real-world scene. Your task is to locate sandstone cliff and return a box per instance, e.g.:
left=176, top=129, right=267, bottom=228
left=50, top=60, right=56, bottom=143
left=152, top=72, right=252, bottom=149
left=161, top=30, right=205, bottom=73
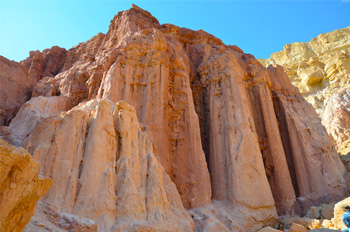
left=0, top=5, right=348, bottom=232
left=0, top=139, right=52, bottom=232
left=260, top=27, right=350, bottom=162
left=23, top=99, right=195, bottom=232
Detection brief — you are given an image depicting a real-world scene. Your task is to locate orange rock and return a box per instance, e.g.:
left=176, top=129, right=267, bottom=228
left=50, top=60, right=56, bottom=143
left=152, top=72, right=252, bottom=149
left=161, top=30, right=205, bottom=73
left=0, top=139, right=52, bottom=232
left=332, top=197, right=350, bottom=230
left=288, top=217, right=321, bottom=230
left=289, top=223, right=307, bottom=232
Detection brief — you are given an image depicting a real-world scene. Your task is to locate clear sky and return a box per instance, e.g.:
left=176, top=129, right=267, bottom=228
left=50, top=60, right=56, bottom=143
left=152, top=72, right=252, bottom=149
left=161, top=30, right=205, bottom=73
left=0, top=0, right=349, bottom=62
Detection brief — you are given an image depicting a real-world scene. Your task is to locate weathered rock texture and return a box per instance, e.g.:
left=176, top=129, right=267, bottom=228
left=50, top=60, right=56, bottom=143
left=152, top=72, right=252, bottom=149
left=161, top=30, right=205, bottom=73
left=323, top=89, right=350, bottom=170
left=22, top=99, right=195, bottom=231
left=0, top=5, right=348, bottom=232
left=0, top=56, right=35, bottom=126
left=0, top=96, right=68, bottom=146
left=0, top=139, right=52, bottom=232
left=260, top=27, right=350, bottom=159
left=21, top=46, right=67, bottom=83
left=268, top=64, right=347, bottom=211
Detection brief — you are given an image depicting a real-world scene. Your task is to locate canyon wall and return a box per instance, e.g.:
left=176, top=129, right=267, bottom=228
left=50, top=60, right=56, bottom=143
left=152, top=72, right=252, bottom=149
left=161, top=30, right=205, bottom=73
left=260, top=27, right=350, bottom=165
left=0, top=5, right=348, bottom=231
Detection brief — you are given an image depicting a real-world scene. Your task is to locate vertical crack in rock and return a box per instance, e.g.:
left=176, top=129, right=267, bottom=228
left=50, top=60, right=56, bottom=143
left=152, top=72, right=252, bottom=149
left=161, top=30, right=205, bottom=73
left=247, top=82, right=297, bottom=216
left=272, top=95, right=300, bottom=198
left=97, top=25, right=211, bottom=209
left=194, top=48, right=278, bottom=230
left=268, top=64, right=348, bottom=213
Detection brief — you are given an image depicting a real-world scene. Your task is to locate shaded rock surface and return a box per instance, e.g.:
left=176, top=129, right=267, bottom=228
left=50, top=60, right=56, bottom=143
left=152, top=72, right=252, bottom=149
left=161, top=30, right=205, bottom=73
left=0, top=5, right=348, bottom=232
left=0, top=56, right=35, bottom=126
left=0, top=139, right=52, bottom=232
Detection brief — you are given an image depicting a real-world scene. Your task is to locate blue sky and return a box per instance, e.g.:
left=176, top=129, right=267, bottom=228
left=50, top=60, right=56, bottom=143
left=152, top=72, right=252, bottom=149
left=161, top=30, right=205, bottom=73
left=0, top=0, right=349, bottom=62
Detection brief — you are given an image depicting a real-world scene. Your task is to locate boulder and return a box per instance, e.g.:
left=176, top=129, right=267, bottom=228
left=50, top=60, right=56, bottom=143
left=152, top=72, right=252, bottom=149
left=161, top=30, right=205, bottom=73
left=0, top=139, right=52, bottom=232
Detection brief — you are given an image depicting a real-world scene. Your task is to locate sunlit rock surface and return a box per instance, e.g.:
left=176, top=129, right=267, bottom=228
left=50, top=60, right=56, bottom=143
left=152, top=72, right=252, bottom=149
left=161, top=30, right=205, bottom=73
left=0, top=5, right=348, bottom=232
left=23, top=100, right=195, bottom=231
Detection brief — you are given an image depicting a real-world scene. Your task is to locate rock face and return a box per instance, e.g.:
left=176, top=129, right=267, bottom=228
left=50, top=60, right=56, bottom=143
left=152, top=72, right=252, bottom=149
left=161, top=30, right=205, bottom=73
left=0, top=56, right=35, bottom=126
left=21, top=46, right=67, bottom=83
left=322, top=89, right=350, bottom=169
left=22, top=99, right=195, bottom=231
left=268, top=64, right=347, bottom=212
left=0, top=5, right=348, bottom=232
left=0, top=96, right=68, bottom=146
left=259, top=26, right=350, bottom=159
left=0, top=139, right=52, bottom=232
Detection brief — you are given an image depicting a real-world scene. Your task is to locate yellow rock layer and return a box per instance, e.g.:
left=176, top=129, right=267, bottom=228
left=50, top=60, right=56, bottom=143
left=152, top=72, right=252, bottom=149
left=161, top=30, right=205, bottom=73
left=0, top=139, right=52, bottom=232
left=259, top=26, right=350, bottom=160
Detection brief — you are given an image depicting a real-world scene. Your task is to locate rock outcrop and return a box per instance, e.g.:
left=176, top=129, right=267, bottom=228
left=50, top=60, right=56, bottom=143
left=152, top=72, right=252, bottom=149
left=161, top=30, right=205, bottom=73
left=278, top=197, right=350, bottom=231
left=0, top=139, right=52, bottom=232
left=24, top=202, right=98, bottom=232
left=268, top=64, right=347, bottom=211
left=21, top=46, right=67, bottom=83
left=332, top=197, right=350, bottom=230
left=0, top=56, right=35, bottom=126
left=22, top=99, right=195, bottom=231
left=260, top=26, right=350, bottom=159
left=0, top=5, right=348, bottom=232
left=0, top=96, right=68, bottom=146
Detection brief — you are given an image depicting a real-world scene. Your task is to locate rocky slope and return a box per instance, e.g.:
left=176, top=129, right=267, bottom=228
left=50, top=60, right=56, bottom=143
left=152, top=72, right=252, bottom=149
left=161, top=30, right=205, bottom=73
left=259, top=27, right=350, bottom=164
left=0, top=139, right=52, bottom=232
left=0, top=5, right=348, bottom=232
